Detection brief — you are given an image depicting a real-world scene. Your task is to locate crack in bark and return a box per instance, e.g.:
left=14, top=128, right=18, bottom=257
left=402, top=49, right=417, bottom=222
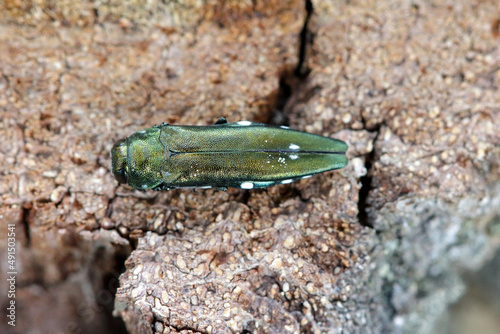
left=357, top=116, right=383, bottom=228
left=21, top=206, right=32, bottom=247
left=268, top=0, right=314, bottom=126
left=294, top=0, right=314, bottom=78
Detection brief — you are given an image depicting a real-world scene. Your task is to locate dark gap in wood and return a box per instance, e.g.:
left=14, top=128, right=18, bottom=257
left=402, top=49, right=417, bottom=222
left=98, top=249, right=129, bottom=334
left=21, top=206, right=31, bottom=247
left=268, top=0, right=314, bottom=126
left=357, top=118, right=381, bottom=228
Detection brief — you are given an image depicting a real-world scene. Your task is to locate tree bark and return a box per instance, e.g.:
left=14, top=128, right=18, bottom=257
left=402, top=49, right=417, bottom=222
left=1, top=1, right=499, bottom=333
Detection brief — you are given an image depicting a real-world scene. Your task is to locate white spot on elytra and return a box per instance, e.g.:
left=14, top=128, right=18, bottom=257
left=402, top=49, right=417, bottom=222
left=138, top=130, right=146, bottom=134
left=301, top=175, right=312, bottom=179
left=237, top=121, right=252, bottom=126
left=240, top=182, right=254, bottom=189
left=281, top=179, right=293, bottom=184
left=289, top=154, right=298, bottom=160
left=142, top=184, right=148, bottom=188
left=289, top=143, right=300, bottom=150
left=280, top=125, right=290, bottom=129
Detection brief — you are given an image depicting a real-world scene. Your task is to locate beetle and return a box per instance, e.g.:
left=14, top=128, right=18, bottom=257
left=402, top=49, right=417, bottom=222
left=111, top=118, right=348, bottom=191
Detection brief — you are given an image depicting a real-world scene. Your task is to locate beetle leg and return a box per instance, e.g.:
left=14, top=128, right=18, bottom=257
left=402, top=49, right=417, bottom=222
left=153, top=184, right=172, bottom=191
left=155, top=122, right=169, bottom=128
left=214, top=117, right=227, bottom=125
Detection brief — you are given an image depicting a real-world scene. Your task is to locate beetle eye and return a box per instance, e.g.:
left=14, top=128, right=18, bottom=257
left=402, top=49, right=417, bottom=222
left=114, top=167, right=127, bottom=184
left=111, top=139, right=128, bottom=184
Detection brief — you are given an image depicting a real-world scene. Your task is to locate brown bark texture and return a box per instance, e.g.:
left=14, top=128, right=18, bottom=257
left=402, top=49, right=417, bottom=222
left=1, top=0, right=499, bottom=334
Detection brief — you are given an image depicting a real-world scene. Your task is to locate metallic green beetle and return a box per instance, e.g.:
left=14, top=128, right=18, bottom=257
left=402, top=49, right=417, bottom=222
left=111, top=118, right=348, bottom=191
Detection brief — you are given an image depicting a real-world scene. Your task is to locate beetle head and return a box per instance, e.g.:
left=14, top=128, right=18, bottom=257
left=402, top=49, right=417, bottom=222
left=111, top=138, right=128, bottom=184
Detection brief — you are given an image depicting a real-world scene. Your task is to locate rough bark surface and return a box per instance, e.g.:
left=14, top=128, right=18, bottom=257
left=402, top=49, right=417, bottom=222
left=0, top=1, right=499, bottom=334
